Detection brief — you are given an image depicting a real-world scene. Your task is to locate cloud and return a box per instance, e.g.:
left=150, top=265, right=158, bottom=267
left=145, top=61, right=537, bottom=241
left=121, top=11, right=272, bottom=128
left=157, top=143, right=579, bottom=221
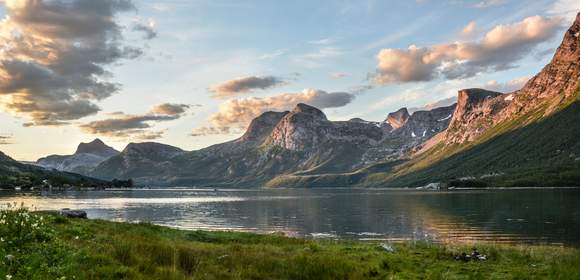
left=374, top=15, right=562, bottom=84
left=192, top=89, right=355, bottom=136
left=132, top=18, right=157, bottom=40
left=80, top=103, right=191, bottom=139
left=0, top=0, right=142, bottom=126
left=150, top=103, right=191, bottom=115
left=293, top=47, right=343, bottom=68
left=408, top=97, right=457, bottom=113
left=331, top=72, right=348, bottom=79
left=258, top=49, right=287, bottom=60
left=0, top=135, right=12, bottom=145
left=484, top=76, right=530, bottom=93
left=474, top=0, right=505, bottom=8
left=460, top=21, right=479, bottom=39
left=548, top=0, right=580, bottom=23
left=209, top=76, right=285, bottom=98
left=309, top=38, right=336, bottom=45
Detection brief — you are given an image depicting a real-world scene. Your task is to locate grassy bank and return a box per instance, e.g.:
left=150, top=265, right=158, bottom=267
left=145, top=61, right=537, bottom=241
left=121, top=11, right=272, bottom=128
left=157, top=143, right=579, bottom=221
left=1, top=207, right=579, bottom=279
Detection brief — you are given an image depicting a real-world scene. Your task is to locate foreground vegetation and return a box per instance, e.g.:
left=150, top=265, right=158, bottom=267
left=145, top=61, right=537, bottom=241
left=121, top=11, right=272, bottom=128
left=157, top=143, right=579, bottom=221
left=1, top=206, right=579, bottom=279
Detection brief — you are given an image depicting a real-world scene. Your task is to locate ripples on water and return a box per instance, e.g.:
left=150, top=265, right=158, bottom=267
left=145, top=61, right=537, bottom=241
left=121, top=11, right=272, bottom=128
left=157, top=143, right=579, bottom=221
left=1, top=188, right=579, bottom=246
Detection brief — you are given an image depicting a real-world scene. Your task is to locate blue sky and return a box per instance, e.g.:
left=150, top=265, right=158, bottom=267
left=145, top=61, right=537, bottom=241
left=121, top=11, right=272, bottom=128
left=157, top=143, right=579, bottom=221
left=0, top=0, right=578, bottom=160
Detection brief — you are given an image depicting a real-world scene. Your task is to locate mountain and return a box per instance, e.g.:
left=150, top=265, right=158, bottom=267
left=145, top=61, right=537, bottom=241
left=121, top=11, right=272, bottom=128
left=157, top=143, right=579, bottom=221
left=36, top=139, right=119, bottom=174
left=257, top=14, right=580, bottom=188
left=84, top=13, right=580, bottom=188
left=89, top=103, right=455, bottom=186
left=384, top=107, right=410, bottom=130
left=358, top=13, right=580, bottom=188
left=90, top=142, right=185, bottom=184
left=1, top=150, right=107, bottom=189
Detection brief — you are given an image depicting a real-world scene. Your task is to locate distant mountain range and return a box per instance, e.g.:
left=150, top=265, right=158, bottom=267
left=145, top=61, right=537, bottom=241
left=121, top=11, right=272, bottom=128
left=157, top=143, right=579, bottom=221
left=36, top=139, right=120, bottom=174
left=5, top=13, right=579, bottom=188
left=0, top=150, right=106, bottom=189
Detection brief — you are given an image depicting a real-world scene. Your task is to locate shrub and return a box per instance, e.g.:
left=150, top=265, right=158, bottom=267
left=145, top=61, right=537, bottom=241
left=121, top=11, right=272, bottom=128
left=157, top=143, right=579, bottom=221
left=0, top=203, right=53, bottom=249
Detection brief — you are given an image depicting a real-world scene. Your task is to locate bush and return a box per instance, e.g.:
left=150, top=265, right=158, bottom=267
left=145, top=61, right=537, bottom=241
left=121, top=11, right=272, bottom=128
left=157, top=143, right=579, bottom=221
left=0, top=203, right=53, bottom=249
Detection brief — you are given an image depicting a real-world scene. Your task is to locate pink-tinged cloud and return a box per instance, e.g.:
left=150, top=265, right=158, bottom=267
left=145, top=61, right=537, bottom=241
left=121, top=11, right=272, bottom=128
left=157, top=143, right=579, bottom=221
left=484, top=76, right=530, bottom=93
left=374, top=16, right=562, bottom=84
left=192, top=89, right=354, bottom=136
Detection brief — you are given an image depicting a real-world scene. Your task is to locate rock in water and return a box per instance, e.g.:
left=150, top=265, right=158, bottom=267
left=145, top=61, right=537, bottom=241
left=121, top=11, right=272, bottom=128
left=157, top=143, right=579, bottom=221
left=60, top=209, right=88, bottom=219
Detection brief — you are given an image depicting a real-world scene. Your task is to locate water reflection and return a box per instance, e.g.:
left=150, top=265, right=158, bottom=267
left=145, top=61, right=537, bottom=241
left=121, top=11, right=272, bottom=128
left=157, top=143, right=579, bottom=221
left=1, top=188, right=579, bottom=246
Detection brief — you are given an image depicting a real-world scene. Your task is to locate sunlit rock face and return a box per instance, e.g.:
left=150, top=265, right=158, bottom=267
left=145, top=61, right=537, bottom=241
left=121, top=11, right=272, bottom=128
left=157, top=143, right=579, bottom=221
left=445, top=13, right=580, bottom=145
left=238, top=111, right=289, bottom=143
left=444, top=88, right=505, bottom=144
left=385, top=108, right=410, bottom=130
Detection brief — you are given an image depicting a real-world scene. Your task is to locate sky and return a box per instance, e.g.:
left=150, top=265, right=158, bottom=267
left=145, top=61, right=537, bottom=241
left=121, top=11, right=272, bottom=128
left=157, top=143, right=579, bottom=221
left=0, top=0, right=578, bottom=161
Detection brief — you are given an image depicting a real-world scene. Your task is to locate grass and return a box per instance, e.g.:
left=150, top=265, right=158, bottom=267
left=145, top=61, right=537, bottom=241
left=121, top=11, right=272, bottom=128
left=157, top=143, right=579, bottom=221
left=1, top=207, right=580, bottom=279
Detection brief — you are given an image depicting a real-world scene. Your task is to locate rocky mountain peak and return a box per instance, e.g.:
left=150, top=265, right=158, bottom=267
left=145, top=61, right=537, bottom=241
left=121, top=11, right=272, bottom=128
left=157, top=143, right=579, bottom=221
left=269, top=104, right=331, bottom=151
left=292, top=103, right=327, bottom=120
left=444, top=88, right=505, bottom=144
left=509, top=12, right=579, bottom=103
left=385, top=108, right=410, bottom=129
left=74, top=139, right=119, bottom=158
left=455, top=88, right=503, bottom=115
left=239, top=111, right=289, bottom=142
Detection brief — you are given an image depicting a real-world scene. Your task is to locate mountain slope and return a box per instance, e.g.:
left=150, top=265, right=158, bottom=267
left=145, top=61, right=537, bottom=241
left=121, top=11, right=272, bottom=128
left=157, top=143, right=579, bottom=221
left=265, top=14, right=580, bottom=188
left=368, top=14, right=580, bottom=187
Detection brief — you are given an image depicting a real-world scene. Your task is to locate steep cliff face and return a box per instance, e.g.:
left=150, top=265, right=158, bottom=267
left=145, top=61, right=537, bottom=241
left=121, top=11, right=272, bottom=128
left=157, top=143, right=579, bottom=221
left=506, top=13, right=580, bottom=114
left=36, top=139, right=119, bottom=174
left=384, top=108, right=410, bottom=129
left=444, top=14, right=580, bottom=145
left=444, top=89, right=505, bottom=144
left=238, top=111, right=289, bottom=143
left=269, top=104, right=332, bottom=151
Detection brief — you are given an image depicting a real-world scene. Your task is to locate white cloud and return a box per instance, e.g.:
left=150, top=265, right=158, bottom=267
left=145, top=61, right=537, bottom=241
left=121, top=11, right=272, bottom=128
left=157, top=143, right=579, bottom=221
left=484, top=76, right=530, bottom=93
left=548, top=0, right=580, bottom=23
left=475, top=0, right=506, bottom=8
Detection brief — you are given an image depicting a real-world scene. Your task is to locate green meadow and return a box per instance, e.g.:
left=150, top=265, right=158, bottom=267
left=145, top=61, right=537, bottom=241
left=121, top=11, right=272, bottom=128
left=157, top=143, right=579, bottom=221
left=1, top=207, right=579, bottom=280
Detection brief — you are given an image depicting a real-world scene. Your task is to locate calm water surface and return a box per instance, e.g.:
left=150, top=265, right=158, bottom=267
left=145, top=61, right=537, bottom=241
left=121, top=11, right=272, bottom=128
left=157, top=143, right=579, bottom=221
left=1, top=188, right=579, bottom=246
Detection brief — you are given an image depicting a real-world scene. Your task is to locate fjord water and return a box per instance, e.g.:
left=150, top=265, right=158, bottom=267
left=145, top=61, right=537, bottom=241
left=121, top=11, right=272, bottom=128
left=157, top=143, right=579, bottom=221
left=1, top=188, right=579, bottom=246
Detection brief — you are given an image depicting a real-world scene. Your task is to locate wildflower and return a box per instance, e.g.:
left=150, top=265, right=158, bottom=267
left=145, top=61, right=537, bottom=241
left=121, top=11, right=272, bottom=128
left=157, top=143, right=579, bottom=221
left=5, top=255, right=14, bottom=261
left=6, top=274, right=12, bottom=280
